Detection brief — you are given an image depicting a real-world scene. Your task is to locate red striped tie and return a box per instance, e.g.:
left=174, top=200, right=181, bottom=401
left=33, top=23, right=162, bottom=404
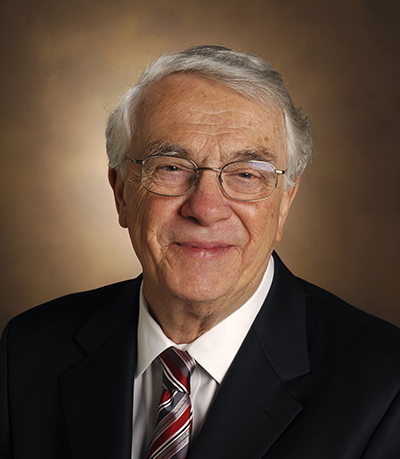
left=145, top=347, right=196, bottom=459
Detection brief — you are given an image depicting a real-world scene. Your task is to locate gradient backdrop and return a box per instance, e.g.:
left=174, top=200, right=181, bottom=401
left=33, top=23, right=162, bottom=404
left=1, top=0, right=400, bottom=334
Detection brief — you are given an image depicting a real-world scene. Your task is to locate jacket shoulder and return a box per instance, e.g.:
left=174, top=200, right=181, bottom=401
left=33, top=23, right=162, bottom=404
left=298, top=277, right=400, bottom=367
left=4, top=278, right=141, bottom=342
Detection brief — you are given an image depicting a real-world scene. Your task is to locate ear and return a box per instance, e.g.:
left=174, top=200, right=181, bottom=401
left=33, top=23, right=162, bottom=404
left=276, top=176, right=300, bottom=243
left=108, top=168, right=128, bottom=228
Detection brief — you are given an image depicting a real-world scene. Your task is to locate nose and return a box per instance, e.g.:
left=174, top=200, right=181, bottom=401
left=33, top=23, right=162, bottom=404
left=180, top=169, right=233, bottom=226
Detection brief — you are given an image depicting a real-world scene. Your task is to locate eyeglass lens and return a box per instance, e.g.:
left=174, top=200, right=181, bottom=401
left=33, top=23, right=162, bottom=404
left=140, top=155, right=278, bottom=201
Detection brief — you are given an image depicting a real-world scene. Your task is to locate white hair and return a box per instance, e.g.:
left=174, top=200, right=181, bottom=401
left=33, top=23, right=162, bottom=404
left=106, top=45, right=312, bottom=187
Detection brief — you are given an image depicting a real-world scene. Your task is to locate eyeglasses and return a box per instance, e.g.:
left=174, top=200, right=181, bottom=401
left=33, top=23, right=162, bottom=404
left=125, top=154, right=285, bottom=202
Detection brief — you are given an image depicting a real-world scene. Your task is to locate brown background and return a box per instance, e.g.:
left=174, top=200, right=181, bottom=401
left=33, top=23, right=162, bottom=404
left=1, top=0, right=400, bottom=334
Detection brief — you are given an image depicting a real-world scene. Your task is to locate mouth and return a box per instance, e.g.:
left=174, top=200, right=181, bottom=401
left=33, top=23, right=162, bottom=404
left=173, top=241, right=234, bottom=259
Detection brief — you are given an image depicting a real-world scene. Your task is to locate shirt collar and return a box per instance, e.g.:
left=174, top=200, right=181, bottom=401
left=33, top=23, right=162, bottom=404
left=136, top=256, right=274, bottom=384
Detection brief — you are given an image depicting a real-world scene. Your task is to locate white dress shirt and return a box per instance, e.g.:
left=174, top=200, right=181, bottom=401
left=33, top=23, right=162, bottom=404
left=131, top=257, right=275, bottom=459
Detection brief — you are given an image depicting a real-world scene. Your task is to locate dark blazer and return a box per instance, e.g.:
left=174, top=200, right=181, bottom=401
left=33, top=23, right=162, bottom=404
left=1, top=253, right=400, bottom=458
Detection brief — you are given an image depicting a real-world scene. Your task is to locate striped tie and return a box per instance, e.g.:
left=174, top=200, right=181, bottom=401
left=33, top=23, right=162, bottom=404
left=145, top=347, right=196, bottom=459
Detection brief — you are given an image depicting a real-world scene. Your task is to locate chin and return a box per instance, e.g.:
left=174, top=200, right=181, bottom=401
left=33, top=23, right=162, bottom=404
left=168, top=274, right=236, bottom=305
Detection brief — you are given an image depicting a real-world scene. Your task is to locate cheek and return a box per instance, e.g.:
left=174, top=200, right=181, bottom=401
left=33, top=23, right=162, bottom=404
left=125, top=180, right=154, bottom=248
left=239, top=200, right=282, bottom=260
left=244, top=201, right=278, bottom=238
left=125, top=188, right=177, bottom=261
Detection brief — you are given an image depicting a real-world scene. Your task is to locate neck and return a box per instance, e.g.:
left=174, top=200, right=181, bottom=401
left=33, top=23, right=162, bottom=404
left=147, top=303, right=229, bottom=344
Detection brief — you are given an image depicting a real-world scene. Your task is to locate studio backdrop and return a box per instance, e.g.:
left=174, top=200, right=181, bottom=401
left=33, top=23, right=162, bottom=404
left=1, top=0, right=399, bottom=333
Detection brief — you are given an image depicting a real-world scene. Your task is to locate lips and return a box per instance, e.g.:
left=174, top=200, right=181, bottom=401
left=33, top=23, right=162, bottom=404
left=173, top=241, right=234, bottom=259
left=178, top=241, right=231, bottom=249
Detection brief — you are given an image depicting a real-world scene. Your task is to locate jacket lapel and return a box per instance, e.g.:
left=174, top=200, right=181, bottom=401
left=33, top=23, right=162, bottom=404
left=188, top=253, right=311, bottom=458
left=60, top=278, right=141, bottom=459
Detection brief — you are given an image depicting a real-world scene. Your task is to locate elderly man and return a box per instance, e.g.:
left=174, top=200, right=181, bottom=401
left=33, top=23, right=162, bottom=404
left=1, top=45, right=400, bottom=459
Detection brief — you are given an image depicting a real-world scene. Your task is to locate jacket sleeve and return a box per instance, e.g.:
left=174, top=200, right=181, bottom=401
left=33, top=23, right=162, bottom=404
left=361, top=388, right=400, bottom=459
left=0, top=324, right=12, bottom=459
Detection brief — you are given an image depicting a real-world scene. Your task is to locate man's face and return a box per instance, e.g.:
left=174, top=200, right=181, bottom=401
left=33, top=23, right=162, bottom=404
left=111, top=74, right=298, bottom=320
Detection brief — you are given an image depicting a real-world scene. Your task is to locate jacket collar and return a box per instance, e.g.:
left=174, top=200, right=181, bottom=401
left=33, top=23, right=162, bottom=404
left=254, top=251, right=310, bottom=382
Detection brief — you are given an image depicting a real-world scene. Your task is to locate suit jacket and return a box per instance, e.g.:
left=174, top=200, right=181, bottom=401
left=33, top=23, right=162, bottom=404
left=1, top=252, right=400, bottom=458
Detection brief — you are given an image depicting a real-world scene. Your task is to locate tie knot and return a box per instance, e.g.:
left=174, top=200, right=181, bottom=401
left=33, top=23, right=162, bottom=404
left=159, top=347, right=196, bottom=394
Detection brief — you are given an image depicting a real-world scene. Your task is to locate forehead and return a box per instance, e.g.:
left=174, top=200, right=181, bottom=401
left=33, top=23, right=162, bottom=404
left=133, top=74, right=287, bottom=162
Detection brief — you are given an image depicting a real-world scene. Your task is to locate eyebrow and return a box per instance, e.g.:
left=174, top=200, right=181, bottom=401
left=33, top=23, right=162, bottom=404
left=234, top=149, right=278, bottom=163
left=145, top=142, right=278, bottom=164
left=146, top=142, right=191, bottom=158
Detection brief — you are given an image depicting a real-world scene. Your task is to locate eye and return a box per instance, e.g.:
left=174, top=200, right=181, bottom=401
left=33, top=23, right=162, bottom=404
left=160, top=164, right=181, bottom=172
left=228, top=167, right=263, bottom=182
left=156, top=163, right=193, bottom=174
left=237, top=171, right=256, bottom=179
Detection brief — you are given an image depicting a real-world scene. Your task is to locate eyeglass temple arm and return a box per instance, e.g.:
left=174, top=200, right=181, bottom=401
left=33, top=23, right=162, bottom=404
left=126, top=158, right=143, bottom=165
